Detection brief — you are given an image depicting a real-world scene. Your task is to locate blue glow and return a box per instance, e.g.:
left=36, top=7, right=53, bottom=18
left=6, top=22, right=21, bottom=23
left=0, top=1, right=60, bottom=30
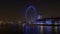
left=58, top=21, right=60, bottom=30
left=46, top=20, right=52, bottom=24
left=25, top=5, right=37, bottom=34
left=58, top=21, right=60, bottom=24
left=35, top=21, right=44, bottom=24
left=37, top=25, right=40, bottom=34
left=36, top=21, right=41, bottom=34
left=24, top=25, right=40, bottom=34
left=46, top=26, right=52, bottom=34
left=46, top=19, right=52, bottom=34
left=35, top=21, right=43, bottom=34
left=31, top=26, right=39, bottom=34
left=37, top=15, right=42, bottom=19
left=24, top=25, right=30, bottom=34
left=25, top=5, right=36, bottom=24
left=46, top=26, right=52, bottom=31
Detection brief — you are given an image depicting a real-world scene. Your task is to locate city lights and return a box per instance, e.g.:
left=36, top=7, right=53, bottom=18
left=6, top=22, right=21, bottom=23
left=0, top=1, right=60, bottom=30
left=0, top=0, right=60, bottom=34
left=24, top=5, right=60, bottom=34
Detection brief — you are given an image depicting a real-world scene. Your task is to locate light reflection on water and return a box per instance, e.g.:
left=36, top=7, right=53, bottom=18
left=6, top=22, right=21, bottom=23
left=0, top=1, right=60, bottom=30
left=45, top=26, right=52, bottom=34
left=24, top=22, right=60, bottom=34
left=24, top=25, right=30, bottom=34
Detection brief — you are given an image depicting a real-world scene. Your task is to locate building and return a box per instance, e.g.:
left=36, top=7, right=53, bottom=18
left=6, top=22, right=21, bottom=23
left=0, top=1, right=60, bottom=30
left=24, top=17, right=60, bottom=34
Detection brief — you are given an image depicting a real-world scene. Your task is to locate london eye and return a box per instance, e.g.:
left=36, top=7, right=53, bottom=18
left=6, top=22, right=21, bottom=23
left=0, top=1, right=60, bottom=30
left=25, top=5, right=36, bottom=24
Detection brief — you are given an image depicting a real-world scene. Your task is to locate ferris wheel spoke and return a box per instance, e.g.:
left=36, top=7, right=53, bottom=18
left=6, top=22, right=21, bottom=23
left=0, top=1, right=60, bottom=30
left=25, top=5, right=36, bottom=24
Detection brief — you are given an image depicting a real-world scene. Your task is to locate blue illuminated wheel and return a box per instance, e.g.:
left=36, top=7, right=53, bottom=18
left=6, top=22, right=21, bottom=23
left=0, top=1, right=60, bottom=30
left=25, top=5, right=36, bottom=24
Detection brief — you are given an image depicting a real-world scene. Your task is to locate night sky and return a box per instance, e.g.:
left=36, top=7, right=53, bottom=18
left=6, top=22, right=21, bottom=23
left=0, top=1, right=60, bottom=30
left=0, top=0, right=60, bottom=21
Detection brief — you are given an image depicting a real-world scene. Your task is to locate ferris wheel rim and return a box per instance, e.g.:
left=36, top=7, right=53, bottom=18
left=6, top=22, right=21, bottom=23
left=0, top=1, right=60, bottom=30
left=25, top=5, right=37, bottom=23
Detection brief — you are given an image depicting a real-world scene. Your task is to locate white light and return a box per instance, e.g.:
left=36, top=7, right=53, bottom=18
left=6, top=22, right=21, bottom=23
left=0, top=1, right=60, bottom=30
left=46, top=20, right=52, bottom=24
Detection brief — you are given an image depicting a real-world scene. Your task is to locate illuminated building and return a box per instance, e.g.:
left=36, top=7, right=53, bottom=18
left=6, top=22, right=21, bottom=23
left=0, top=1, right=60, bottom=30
left=24, top=17, right=60, bottom=34
left=45, top=18, right=53, bottom=34
left=24, top=5, right=60, bottom=34
left=36, top=17, right=60, bottom=34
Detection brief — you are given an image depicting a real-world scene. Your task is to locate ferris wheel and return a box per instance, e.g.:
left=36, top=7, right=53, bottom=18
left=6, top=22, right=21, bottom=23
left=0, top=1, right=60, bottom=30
left=25, top=5, right=37, bottom=24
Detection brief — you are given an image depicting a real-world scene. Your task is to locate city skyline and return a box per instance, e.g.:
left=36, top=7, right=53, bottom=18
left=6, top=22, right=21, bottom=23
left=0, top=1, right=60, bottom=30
left=0, top=0, right=60, bottom=21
